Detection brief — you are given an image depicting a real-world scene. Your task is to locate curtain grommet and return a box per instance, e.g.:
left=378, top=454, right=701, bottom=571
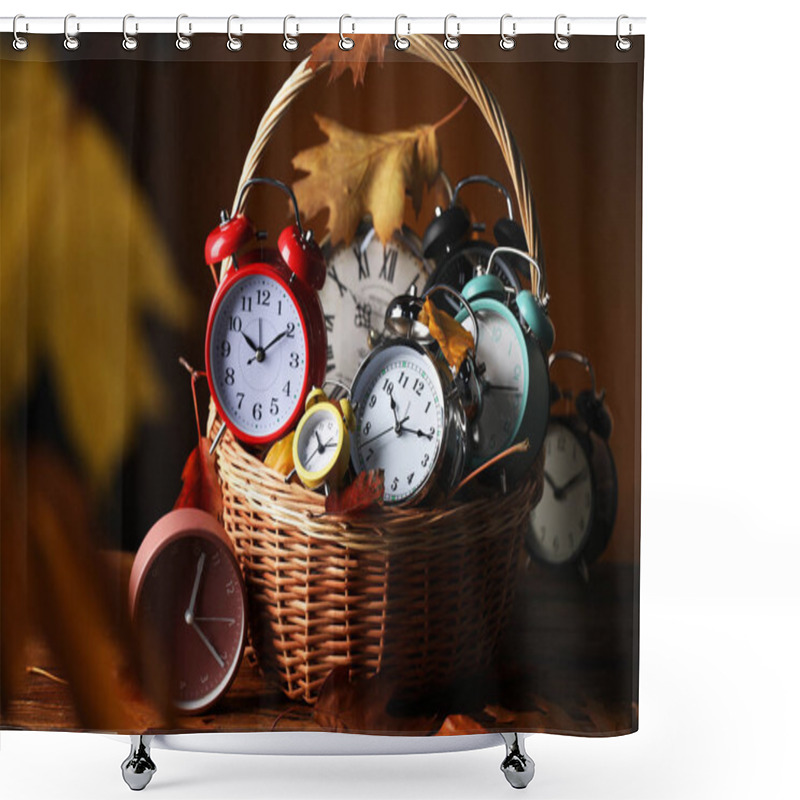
left=283, top=15, right=298, bottom=51
left=64, top=13, right=80, bottom=51
left=444, top=14, right=460, bottom=50
left=394, top=15, right=410, bottom=51
left=227, top=15, right=243, bottom=51
left=12, top=14, right=28, bottom=51
left=500, top=14, right=516, bottom=50
left=122, top=14, right=138, bottom=51
left=616, top=15, right=632, bottom=51
left=554, top=14, right=570, bottom=51
left=176, top=13, right=192, bottom=51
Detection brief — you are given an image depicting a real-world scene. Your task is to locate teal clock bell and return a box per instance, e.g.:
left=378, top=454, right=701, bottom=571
left=455, top=246, right=553, bottom=476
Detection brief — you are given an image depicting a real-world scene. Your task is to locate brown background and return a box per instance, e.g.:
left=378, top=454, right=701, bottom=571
left=2, top=34, right=642, bottom=562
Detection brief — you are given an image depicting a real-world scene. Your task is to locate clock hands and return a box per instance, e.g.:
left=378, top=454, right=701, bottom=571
left=544, top=469, right=589, bottom=500
left=185, top=552, right=206, bottom=623
left=190, top=620, right=226, bottom=669
left=399, top=426, right=434, bottom=440
left=361, top=416, right=410, bottom=447
left=246, top=325, right=289, bottom=364
left=241, top=332, right=259, bottom=354
left=183, top=552, right=226, bottom=668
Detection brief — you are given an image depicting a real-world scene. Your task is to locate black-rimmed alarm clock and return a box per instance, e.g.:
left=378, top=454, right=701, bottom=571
left=204, top=178, right=327, bottom=448
left=422, top=174, right=533, bottom=314
left=526, top=351, right=618, bottom=577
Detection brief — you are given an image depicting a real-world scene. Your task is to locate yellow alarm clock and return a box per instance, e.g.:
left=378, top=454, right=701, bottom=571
left=292, top=387, right=355, bottom=490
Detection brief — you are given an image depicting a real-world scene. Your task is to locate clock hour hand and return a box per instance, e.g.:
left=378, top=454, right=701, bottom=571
left=559, top=469, right=588, bottom=496
left=241, top=332, right=259, bottom=353
left=544, top=471, right=558, bottom=493
left=400, top=426, right=434, bottom=440
left=190, top=621, right=225, bottom=669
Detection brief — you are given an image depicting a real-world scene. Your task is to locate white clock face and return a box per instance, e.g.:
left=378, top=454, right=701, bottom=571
left=352, top=345, right=445, bottom=503
left=461, top=307, right=526, bottom=462
left=209, top=271, right=307, bottom=439
left=297, top=408, right=341, bottom=474
left=321, top=230, right=428, bottom=384
left=529, top=422, right=593, bottom=564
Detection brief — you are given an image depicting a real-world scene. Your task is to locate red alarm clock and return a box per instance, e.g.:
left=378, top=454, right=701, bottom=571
left=204, top=178, right=327, bottom=446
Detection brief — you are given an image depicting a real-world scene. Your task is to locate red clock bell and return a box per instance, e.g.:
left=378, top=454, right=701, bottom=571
left=204, top=178, right=327, bottom=447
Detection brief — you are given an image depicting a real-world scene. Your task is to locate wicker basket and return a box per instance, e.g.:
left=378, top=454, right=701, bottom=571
left=208, top=35, right=546, bottom=703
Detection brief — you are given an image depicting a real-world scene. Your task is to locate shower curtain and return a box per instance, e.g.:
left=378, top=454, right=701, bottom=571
left=0, top=30, right=642, bottom=738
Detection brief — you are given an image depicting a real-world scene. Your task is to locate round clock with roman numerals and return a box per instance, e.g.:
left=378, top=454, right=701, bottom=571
left=204, top=178, right=327, bottom=447
left=320, top=221, right=431, bottom=385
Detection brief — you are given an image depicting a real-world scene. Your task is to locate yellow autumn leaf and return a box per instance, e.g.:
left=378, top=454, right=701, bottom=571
left=291, top=100, right=465, bottom=246
left=0, top=60, right=189, bottom=487
left=419, top=298, right=475, bottom=372
left=264, top=431, right=295, bottom=476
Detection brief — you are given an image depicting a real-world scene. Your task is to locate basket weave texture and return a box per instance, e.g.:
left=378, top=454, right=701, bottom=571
left=208, top=35, right=546, bottom=703
left=213, top=420, right=543, bottom=702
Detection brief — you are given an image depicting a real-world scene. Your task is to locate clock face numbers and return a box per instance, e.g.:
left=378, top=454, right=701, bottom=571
left=529, top=423, right=593, bottom=565
left=136, top=536, right=245, bottom=712
left=428, top=246, right=522, bottom=315
left=461, top=308, right=526, bottom=462
left=297, top=407, right=341, bottom=475
left=352, top=347, right=445, bottom=504
left=321, top=234, right=427, bottom=384
left=209, top=271, right=307, bottom=439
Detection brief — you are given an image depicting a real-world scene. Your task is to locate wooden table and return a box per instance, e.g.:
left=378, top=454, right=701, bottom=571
left=1, top=556, right=637, bottom=736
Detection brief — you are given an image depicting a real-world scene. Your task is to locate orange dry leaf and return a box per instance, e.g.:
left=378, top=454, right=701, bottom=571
left=264, top=431, right=295, bottom=476
left=436, top=714, right=488, bottom=736
left=326, top=470, right=384, bottom=515
left=292, top=100, right=466, bottom=246
left=419, top=297, right=475, bottom=372
left=174, top=438, right=223, bottom=522
left=309, top=34, right=391, bottom=87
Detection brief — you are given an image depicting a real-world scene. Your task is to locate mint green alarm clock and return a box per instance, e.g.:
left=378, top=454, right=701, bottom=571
left=455, top=246, right=553, bottom=475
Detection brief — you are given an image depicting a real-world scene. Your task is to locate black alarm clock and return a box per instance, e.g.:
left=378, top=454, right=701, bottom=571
left=526, top=351, right=617, bottom=578
left=421, top=175, right=535, bottom=314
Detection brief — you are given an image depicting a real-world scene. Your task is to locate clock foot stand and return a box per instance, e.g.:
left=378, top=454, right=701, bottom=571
left=121, top=735, right=156, bottom=791
left=500, top=733, right=535, bottom=789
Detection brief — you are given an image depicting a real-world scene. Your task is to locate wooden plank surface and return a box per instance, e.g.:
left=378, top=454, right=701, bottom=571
left=1, top=555, right=637, bottom=736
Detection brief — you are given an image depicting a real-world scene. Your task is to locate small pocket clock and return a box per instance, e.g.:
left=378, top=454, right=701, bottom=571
left=320, top=220, right=431, bottom=384
left=129, top=508, right=247, bottom=714
left=349, top=286, right=477, bottom=506
left=292, top=385, right=356, bottom=490
left=457, top=247, right=553, bottom=476
left=526, top=351, right=618, bottom=575
left=422, top=175, right=533, bottom=314
left=204, top=177, right=327, bottom=448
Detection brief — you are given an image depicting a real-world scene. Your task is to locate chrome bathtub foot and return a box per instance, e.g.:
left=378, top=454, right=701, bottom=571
left=500, top=733, right=535, bottom=789
left=121, top=735, right=156, bottom=791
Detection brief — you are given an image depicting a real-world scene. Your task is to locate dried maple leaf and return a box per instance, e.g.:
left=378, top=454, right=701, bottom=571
left=418, top=297, right=475, bottom=372
left=264, top=431, right=295, bottom=476
left=325, top=470, right=384, bottom=515
left=292, top=100, right=466, bottom=246
left=174, top=438, right=223, bottom=521
left=309, top=34, right=391, bottom=87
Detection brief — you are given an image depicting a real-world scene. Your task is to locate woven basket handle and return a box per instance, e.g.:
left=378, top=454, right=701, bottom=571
left=224, top=35, right=545, bottom=292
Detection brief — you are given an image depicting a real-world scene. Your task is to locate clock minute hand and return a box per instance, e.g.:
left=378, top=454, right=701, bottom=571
left=361, top=416, right=409, bottom=448
left=186, top=552, right=206, bottom=620
left=262, top=328, right=289, bottom=353
left=190, top=621, right=225, bottom=668
left=400, top=426, right=434, bottom=440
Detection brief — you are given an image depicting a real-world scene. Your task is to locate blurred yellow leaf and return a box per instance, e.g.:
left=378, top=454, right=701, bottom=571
left=0, top=61, right=189, bottom=486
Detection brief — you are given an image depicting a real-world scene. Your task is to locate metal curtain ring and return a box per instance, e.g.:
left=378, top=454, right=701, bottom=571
left=500, top=14, right=516, bottom=50
left=444, top=14, right=460, bottom=50
left=227, top=15, right=242, bottom=51
left=176, top=14, right=192, bottom=50
left=122, top=15, right=138, bottom=51
left=12, top=15, right=28, bottom=51
left=616, top=15, right=632, bottom=51
left=63, top=14, right=79, bottom=51
left=554, top=14, right=570, bottom=51
left=394, top=15, right=410, bottom=50
left=339, top=15, right=354, bottom=50
left=283, top=15, right=298, bottom=51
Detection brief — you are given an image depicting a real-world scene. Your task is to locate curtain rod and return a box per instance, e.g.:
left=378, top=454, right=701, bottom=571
left=1, top=16, right=646, bottom=37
